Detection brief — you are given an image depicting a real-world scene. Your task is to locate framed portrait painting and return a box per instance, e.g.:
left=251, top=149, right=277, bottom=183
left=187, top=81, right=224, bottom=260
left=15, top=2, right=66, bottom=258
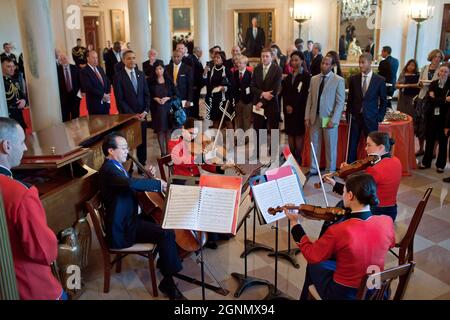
left=172, top=8, right=192, bottom=32
left=110, top=9, right=125, bottom=42
left=234, top=9, right=275, bottom=58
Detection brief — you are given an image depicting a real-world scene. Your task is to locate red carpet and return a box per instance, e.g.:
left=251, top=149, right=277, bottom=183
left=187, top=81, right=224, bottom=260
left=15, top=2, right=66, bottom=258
left=23, top=90, right=119, bottom=132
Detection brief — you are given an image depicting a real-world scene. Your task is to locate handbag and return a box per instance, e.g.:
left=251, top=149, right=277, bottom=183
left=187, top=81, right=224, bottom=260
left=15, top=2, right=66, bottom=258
left=169, top=97, right=187, bottom=128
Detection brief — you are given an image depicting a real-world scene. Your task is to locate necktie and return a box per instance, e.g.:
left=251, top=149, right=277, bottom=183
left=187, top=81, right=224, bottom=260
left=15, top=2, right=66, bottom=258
left=253, top=28, right=257, bottom=39
left=64, top=65, right=72, bottom=92
left=362, top=75, right=368, bottom=97
left=263, top=66, right=268, bottom=80
left=239, top=72, right=244, bottom=81
left=173, top=64, right=179, bottom=84
left=130, top=70, right=138, bottom=94
left=317, top=75, right=326, bottom=115
left=95, top=67, right=104, bottom=86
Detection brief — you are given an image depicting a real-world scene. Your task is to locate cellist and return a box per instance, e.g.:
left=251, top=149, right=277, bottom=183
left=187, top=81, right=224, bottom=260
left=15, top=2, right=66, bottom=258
left=283, top=173, right=395, bottom=300
left=322, top=131, right=402, bottom=221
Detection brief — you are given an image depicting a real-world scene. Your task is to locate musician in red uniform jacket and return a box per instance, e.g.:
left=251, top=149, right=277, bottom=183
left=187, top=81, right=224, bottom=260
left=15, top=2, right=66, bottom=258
left=324, top=131, right=402, bottom=221
left=285, top=173, right=395, bottom=300
left=0, top=118, right=63, bottom=300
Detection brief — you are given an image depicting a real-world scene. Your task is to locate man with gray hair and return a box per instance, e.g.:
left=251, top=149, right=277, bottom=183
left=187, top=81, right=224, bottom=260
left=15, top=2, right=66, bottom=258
left=0, top=117, right=64, bottom=300
left=310, top=42, right=323, bottom=76
left=143, top=49, right=164, bottom=83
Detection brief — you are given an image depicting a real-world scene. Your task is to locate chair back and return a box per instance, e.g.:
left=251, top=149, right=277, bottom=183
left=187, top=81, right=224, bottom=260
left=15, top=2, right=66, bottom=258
left=157, top=154, right=173, bottom=182
left=357, top=262, right=416, bottom=300
left=86, top=192, right=109, bottom=252
left=399, top=188, right=432, bottom=248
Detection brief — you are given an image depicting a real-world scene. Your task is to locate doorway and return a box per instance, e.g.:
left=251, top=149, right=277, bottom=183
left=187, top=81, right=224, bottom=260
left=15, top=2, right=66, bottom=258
left=84, top=16, right=101, bottom=53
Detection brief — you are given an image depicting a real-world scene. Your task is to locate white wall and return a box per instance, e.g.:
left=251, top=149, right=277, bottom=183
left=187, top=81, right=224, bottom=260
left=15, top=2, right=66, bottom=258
left=0, top=0, right=22, bottom=55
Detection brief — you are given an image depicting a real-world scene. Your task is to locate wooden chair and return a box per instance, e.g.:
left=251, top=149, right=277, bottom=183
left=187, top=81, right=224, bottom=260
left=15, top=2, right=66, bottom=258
left=308, top=262, right=416, bottom=300
left=86, top=193, right=158, bottom=297
left=157, top=154, right=173, bottom=182
left=391, top=188, right=432, bottom=265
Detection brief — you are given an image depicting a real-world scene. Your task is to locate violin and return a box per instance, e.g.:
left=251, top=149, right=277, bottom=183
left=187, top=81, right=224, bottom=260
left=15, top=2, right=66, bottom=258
left=268, top=204, right=347, bottom=222
left=128, top=154, right=208, bottom=257
left=314, top=154, right=381, bottom=189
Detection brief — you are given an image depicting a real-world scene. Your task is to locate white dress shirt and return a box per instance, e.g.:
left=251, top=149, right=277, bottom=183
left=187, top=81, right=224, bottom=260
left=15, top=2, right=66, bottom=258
left=361, top=70, right=373, bottom=91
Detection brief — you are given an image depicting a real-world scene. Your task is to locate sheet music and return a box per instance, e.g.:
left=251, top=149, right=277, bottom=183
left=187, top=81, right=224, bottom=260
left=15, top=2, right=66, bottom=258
left=277, top=174, right=305, bottom=206
left=251, top=180, right=285, bottom=224
left=198, top=187, right=237, bottom=233
left=163, top=185, right=200, bottom=230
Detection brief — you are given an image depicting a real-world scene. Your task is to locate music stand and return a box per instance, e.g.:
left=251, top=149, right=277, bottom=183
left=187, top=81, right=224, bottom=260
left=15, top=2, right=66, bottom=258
left=268, top=219, right=300, bottom=268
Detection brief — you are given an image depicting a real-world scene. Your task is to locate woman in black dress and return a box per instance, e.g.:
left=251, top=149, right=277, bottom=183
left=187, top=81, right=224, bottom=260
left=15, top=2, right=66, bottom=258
left=281, top=51, right=311, bottom=165
left=150, top=61, right=180, bottom=156
left=204, top=51, right=234, bottom=129
left=396, top=59, right=420, bottom=116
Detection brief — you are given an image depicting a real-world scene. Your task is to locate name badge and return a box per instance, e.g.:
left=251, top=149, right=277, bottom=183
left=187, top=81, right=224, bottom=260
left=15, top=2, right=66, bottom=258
left=297, top=82, right=303, bottom=93
left=246, top=87, right=251, bottom=95
left=434, top=107, right=440, bottom=116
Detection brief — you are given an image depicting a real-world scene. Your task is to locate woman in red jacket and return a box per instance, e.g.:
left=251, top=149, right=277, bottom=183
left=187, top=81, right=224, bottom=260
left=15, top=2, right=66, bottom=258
left=324, top=131, right=402, bottom=221
left=285, top=173, right=395, bottom=300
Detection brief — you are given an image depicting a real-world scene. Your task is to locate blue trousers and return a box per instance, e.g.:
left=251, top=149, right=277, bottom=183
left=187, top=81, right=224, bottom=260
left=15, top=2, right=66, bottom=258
left=300, top=261, right=358, bottom=300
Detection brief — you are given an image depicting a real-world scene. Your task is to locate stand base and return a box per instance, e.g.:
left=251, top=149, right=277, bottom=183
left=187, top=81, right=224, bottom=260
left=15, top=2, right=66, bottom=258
left=240, top=240, right=274, bottom=258
left=173, top=273, right=229, bottom=296
left=263, top=285, right=295, bottom=300
left=231, top=272, right=273, bottom=298
left=268, top=248, right=301, bottom=269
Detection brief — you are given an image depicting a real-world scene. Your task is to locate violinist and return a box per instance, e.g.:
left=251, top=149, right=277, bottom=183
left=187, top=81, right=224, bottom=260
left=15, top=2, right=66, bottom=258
left=168, top=117, right=226, bottom=177
left=98, top=132, right=186, bottom=300
left=284, top=173, right=395, bottom=300
left=323, top=131, right=402, bottom=221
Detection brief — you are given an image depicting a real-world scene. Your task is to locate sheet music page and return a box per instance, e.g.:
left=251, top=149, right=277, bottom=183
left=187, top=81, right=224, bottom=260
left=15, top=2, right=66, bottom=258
left=252, top=180, right=285, bottom=224
left=197, top=187, right=237, bottom=233
left=162, top=185, right=200, bottom=230
left=277, top=174, right=305, bottom=206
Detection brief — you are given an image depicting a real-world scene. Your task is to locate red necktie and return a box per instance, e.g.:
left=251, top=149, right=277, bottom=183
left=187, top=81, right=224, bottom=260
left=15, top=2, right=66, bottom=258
left=240, top=72, right=243, bottom=81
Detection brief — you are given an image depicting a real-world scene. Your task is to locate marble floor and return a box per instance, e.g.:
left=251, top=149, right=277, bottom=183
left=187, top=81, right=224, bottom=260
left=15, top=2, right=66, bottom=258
left=78, top=120, right=450, bottom=301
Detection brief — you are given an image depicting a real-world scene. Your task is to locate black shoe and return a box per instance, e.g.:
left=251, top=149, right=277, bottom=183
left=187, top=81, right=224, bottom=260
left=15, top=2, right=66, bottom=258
left=437, top=168, right=445, bottom=173
left=204, top=240, right=218, bottom=250
left=443, top=177, right=450, bottom=183
left=158, top=277, right=187, bottom=300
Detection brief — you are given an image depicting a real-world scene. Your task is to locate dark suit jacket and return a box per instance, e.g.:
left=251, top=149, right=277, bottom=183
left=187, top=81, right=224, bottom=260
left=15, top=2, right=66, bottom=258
left=347, top=73, right=388, bottom=133
left=233, top=69, right=253, bottom=104
left=104, top=49, right=122, bottom=81
left=113, top=68, right=150, bottom=114
left=245, top=27, right=265, bottom=57
left=142, top=59, right=164, bottom=81
left=57, top=64, right=81, bottom=103
left=303, top=50, right=313, bottom=71
left=190, top=54, right=204, bottom=90
left=251, top=63, right=282, bottom=119
left=165, top=62, right=193, bottom=102
left=378, top=55, right=399, bottom=95
left=310, top=54, right=323, bottom=76
left=99, top=159, right=161, bottom=249
left=80, top=65, right=111, bottom=114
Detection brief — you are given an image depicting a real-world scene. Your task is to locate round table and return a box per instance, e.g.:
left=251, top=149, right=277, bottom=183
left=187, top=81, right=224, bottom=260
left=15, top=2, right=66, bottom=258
left=302, top=115, right=417, bottom=176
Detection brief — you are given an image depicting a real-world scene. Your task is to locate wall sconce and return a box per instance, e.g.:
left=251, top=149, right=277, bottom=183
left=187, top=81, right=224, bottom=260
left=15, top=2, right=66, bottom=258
left=290, top=5, right=312, bottom=39
left=409, top=4, right=434, bottom=60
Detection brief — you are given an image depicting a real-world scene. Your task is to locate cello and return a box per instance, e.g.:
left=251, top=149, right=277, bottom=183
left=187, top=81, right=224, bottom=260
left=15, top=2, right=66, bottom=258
left=128, top=154, right=208, bottom=257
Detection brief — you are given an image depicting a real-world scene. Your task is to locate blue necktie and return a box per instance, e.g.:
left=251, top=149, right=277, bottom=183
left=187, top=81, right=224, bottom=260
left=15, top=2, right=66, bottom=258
left=130, top=70, right=138, bottom=94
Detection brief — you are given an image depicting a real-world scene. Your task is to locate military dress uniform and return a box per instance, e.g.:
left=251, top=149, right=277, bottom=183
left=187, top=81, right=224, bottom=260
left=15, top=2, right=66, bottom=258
left=72, top=46, right=88, bottom=67
left=3, top=75, right=27, bottom=129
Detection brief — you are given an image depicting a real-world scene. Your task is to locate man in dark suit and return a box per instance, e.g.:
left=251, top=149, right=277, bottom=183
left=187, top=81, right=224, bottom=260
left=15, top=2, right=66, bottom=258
left=365, top=37, right=375, bottom=58
left=1, top=43, right=18, bottom=65
left=224, top=45, right=241, bottom=70
left=189, top=47, right=205, bottom=119
left=378, top=46, right=399, bottom=107
left=244, top=17, right=266, bottom=58
left=72, top=38, right=88, bottom=67
left=113, top=50, right=150, bottom=166
left=104, top=41, right=122, bottom=82
left=80, top=50, right=111, bottom=115
left=310, top=42, right=323, bottom=76
left=175, top=42, right=193, bottom=67
left=347, top=53, right=388, bottom=163
left=234, top=55, right=253, bottom=139
left=98, top=132, right=185, bottom=300
left=251, top=48, right=282, bottom=159
left=57, top=53, right=81, bottom=122
left=142, top=49, right=164, bottom=83
left=303, top=40, right=314, bottom=72
left=166, top=50, right=194, bottom=117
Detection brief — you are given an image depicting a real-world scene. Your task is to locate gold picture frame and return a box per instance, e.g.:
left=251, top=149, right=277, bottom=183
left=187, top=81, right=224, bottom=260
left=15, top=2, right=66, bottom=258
left=234, top=9, right=276, bottom=58
left=172, top=7, right=192, bottom=33
left=110, top=9, right=125, bottom=43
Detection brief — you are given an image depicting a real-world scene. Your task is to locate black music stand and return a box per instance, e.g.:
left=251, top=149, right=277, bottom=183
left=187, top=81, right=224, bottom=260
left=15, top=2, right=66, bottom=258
left=268, top=219, right=301, bottom=268
left=263, top=220, right=294, bottom=300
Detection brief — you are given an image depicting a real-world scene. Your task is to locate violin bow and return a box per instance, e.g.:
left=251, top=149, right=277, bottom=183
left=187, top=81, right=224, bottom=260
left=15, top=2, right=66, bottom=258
left=310, top=141, right=330, bottom=207
left=345, top=115, right=352, bottom=164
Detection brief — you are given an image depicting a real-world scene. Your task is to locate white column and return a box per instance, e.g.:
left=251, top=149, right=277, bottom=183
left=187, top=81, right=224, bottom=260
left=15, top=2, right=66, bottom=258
left=0, top=76, right=7, bottom=117
left=128, top=0, right=151, bottom=66
left=194, top=0, right=209, bottom=65
left=16, top=0, right=62, bottom=131
left=150, top=0, right=171, bottom=64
